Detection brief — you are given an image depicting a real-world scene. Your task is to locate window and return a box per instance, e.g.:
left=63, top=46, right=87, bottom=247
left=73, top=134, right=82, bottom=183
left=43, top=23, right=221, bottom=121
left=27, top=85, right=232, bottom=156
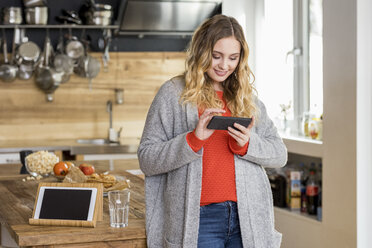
left=255, top=0, right=323, bottom=136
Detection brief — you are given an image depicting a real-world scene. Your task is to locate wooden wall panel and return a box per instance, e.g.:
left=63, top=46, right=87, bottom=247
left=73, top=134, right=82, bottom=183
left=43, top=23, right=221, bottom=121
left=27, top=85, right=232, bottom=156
left=0, top=52, right=186, bottom=141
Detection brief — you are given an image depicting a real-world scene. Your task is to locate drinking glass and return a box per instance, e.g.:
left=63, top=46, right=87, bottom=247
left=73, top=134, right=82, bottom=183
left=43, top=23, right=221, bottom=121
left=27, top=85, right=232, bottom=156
left=108, top=189, right=130, bottom=228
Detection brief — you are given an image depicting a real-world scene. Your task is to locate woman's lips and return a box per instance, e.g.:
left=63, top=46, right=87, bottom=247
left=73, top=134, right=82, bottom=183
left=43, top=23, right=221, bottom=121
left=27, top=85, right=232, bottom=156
left=214, top=69, right=228, bottom=77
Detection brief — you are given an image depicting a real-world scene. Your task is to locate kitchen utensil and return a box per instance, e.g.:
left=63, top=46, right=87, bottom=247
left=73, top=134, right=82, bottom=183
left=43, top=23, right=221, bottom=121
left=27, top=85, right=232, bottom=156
left=17, top=40, right=40, bottom=80
left=53, top=54, right=74, bottom=80
left=85, top=4, right=113, bottom=26
left=25, top=150, right=59, bottom=177
left=101, top=29, right=111, bottom=72
left=18, top=63, right=33, bottom=80
left=17, top=41, right=41, bottom=63
left=11, top=27, right=20, bottom=65
left=55, top=15, right=82, bottom=25
left=2, top=7, right=23, bottom=24
left=0, top=30, right=18, bottom=82
left=53, top=31, right=74, bottom=83
left=35, top=35, right=61, bottom=101
left=74, top=54, right=100, bottom=89
left=25, top=6, right=48, bottom=24
left=65, top=38, right=85, bottom=63
left=74, top=31, right=101, bottom=89
left=62, top=9, right=80, bottom=20
left=23, top=0, right=47, bottom=7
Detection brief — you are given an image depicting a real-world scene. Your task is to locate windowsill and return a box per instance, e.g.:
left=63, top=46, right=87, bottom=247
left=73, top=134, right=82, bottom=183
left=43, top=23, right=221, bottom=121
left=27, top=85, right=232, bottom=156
left=279, top=131, right=323, bottom=158
left=280, top=132, right=322, bottom=144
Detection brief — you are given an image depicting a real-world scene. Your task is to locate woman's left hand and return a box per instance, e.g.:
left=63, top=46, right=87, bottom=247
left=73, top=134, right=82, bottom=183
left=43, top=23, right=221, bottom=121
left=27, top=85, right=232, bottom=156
left=227, top=116, right=255, bottom=147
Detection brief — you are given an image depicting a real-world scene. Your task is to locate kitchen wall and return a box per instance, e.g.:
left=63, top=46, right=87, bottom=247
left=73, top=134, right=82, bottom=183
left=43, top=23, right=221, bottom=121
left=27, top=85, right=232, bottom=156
left=0, top=52, right=186, bottom=141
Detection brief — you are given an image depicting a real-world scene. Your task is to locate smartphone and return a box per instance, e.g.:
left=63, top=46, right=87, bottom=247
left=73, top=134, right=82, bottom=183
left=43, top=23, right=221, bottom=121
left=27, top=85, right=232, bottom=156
left=206, top=116, right=252, bottom=130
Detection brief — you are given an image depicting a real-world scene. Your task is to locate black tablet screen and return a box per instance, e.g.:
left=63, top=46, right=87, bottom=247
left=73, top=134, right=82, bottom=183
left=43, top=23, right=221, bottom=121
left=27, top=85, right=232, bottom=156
left=39, top=189, right=92, bottom=220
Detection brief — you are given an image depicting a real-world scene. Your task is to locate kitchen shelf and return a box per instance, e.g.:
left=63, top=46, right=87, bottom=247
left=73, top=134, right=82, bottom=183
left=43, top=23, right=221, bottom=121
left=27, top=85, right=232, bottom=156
left=280, top=133, right=323, bottom=158
left=274, top=207, right=321, bottom=225
left=0, top=24, right=119, bottom=29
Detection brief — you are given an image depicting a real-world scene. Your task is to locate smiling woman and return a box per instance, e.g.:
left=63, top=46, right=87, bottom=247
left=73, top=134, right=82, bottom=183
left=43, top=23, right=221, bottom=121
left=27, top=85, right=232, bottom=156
left=138, top=14, right=287, bottom=248
left=207, top=36, right=241, bottom=91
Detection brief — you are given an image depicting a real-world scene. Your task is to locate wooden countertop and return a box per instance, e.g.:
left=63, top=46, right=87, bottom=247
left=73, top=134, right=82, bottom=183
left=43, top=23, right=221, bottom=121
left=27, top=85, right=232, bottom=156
left=0, top=159, right=146, bottom=247
left=0, top=138, right=140, bottom=154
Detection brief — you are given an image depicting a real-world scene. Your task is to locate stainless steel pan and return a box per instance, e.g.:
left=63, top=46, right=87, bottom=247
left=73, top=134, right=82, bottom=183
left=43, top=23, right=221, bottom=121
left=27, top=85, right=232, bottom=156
left=74, top=31, right=100, bottom=89
left=53, top=32, right=74, bottom=83
left=17, top=40, right=40, bottom=80
left=0, top=31, right=18, bottom=82
left=35, top=35, right=61, bottom=101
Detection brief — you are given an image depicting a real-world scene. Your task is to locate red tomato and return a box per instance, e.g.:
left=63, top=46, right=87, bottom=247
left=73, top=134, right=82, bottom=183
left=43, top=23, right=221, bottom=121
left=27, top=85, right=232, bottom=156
left=79, top=163, right=95, bottom=175
left=53, top=162, right=69, bottom=176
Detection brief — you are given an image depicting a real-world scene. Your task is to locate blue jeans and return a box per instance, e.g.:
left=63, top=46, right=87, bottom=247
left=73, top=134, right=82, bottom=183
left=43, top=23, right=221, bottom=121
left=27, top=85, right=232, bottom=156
left=197, top=201, right=243, bottom=248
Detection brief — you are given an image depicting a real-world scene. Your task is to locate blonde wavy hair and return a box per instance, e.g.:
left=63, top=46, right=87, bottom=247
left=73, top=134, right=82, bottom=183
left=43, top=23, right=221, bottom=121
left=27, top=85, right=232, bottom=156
left=180, top=14, right=258, bottom=118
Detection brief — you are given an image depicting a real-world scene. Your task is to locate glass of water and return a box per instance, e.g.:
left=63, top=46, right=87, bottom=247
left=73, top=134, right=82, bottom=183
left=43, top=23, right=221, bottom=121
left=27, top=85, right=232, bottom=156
left=108, top=189, right=130, bottom=228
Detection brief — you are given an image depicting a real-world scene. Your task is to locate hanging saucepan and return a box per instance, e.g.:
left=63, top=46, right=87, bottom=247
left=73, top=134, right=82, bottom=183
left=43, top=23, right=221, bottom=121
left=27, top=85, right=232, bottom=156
left=17, top=40, right=40, bottom=80
left=0, top=30, right=18, bottom=82
left=74, top=54, right=100, bottom=90
left=35, top=35, right=62, bottom=102
left=53, top=30, right=74, bottom=83
left=74, top=32, right=100, bottom=90
left=65, top=31, right=85, bottom=66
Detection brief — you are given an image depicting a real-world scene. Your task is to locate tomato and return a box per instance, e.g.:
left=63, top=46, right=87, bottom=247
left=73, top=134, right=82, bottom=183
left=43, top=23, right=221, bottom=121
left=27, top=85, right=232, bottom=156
left=53, top=162, right=69, bottom=176
left=79, top=163, right=95, bottom=175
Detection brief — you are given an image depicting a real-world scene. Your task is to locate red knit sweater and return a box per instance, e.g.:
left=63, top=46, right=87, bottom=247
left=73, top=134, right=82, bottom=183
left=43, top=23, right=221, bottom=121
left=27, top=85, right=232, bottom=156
left=186, top=91, right=249, bottom=206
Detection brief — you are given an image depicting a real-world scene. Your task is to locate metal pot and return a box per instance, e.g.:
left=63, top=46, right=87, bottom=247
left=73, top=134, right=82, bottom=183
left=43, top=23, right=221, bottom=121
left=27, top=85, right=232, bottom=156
left=17, top=40, right=40, bottom=80
left=65, top=38, right=85, bottom=62
left=52, top=33, right=74, bottom=83
left=53, top=54, right=74, bottom=83
left=17, top=41, right=41, bottom=64
left=84, top=4, right=112, bottom=26
left=74, top=54, right=100, bottom=89
left=2, top=7, right=22, bottom=24
left=25, top=7, right=48, bottom=25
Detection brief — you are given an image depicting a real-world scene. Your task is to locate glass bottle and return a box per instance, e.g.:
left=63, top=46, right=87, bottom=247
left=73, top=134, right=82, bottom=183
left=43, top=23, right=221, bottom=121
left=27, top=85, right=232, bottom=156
left=306, top=169, right=319, bottom=215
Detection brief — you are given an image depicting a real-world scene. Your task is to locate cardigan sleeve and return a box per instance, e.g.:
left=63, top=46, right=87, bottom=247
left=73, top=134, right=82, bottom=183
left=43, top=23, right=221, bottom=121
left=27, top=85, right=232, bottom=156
left=137, top=80, right=202, bottom=177
left=238, top=99, right=288, bottom=168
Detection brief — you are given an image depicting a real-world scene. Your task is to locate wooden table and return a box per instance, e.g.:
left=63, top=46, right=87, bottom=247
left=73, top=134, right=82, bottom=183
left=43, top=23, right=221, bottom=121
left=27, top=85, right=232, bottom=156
left=0, top=160, right=146, bottom=247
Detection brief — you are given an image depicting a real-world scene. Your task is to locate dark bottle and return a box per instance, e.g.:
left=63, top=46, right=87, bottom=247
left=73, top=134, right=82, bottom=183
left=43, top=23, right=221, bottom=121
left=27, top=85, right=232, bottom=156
left=306, top=170, right=319, bottom=215
left=299, top=163, right=307, bottom=213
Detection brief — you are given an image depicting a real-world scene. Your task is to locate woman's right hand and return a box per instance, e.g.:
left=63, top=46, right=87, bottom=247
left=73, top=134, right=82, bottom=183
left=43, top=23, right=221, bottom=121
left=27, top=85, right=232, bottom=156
left=194, top=108, right=226, bottom=140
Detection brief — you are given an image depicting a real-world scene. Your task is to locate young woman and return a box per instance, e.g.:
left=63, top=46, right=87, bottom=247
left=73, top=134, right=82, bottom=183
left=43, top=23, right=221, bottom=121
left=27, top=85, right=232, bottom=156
left=138, top=14, right=287, bottom=248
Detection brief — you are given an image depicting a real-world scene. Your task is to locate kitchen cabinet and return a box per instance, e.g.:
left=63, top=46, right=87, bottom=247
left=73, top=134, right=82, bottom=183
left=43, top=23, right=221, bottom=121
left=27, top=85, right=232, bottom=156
left=272, top=135, right=323, bottom=247
left=271, top=134, right=323, bottom=231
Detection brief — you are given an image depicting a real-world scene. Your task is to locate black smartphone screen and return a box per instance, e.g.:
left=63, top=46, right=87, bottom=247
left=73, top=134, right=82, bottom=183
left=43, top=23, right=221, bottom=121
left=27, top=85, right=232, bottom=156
left=206, top=116, right=252, bottom=130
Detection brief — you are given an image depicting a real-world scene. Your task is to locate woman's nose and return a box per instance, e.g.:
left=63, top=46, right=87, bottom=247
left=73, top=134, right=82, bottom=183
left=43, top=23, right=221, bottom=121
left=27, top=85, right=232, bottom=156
left=218, top=59, right=228, bottom=70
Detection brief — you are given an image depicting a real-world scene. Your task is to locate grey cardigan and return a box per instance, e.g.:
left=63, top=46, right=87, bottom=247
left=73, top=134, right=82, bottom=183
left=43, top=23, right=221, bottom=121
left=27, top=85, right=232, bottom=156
left=138, top=77, right=287, bottom=248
